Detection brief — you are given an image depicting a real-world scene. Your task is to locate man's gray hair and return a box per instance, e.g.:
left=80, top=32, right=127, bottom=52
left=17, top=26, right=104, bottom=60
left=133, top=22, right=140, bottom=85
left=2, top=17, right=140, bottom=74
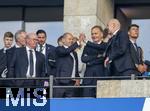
left=15, top=30, right=26, bottom=42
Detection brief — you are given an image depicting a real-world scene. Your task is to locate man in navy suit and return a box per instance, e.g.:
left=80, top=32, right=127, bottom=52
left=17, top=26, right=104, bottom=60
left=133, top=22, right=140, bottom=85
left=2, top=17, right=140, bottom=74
left=7, top=30, right=27, bottom=71
left=104, top=19, right=144, bottom=77
left=54, top=33, right=80, bottom=98
left=8, top=33, right=45, bottom=87
left=0, top=49, right=7, bottom=76
left=0, top=32, right=14, bottom=98
left=0, top=32, right=14, bottom=86
left=104, top=19, right=130, bottom=77
left=36, top=29, right=56, bottom=76
left=128, top=24, right=146, bottom=76
left=81, top=26, right=106, bottom=97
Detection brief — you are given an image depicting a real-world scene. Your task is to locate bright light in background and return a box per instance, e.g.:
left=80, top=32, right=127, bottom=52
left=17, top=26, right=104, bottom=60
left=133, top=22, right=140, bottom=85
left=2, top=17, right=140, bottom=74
left=0, top=21, right=23, bottom=48
left=132, top=19, right=150, bottom=60
left=25, top=22, right=64, bottom=46
left=0, top=21, right=64, bottom=48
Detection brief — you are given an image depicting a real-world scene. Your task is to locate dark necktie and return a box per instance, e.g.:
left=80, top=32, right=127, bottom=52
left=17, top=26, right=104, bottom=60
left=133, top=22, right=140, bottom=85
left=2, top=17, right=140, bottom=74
left=40, top=45, right=43, bottom=52
left=29, top=50, right=34, bottom=77
left=133, top=43, right=141, bottom=63
left=133, top=43, right=138, bottom=51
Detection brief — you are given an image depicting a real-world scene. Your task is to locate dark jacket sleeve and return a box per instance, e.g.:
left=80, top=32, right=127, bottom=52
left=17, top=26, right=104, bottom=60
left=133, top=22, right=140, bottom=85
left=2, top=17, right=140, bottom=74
left=48, top=47, right=56, bottom=67
left=81, top=46, right=97, bottom=63
left=86, top=41, right=107, bottom=50
left=56, top=42, right=79, bottom=56
left=7, top=49, right=16, bottom=78
left=109, top=31, right=129, bottom=61
left=81, top=46, right=104, bottom=66
left=86, top=57, right=104, bottom=66
left=74, top=52, right=79, bottom=77
left=0, top=49, right=7, bottom=75
left=138, top=47, right=144, bottom=64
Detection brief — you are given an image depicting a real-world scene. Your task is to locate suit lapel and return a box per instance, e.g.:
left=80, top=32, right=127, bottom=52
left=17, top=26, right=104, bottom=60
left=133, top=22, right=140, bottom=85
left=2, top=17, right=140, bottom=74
left=35, top=51, right=38, bottom=75
left=22, top=47, right=28, bottom=75
left=104, top=32, right=118, bottom=57
left=130, top=42, right=140, bottom=64
left=23, top=47, right=28, bottom=66
left=137, top=47, right=143, bottom=64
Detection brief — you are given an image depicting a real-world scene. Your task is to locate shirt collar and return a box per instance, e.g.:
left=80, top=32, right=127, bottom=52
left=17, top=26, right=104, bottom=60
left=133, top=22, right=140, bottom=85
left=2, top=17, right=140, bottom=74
left=113, top=29, right=119, bottom=36
left=38, top=43, right=46, bottom=47
left=3, top=47, right=11, bottom=50
left=129, top=39, right=136, bottom=44
left=63, top=45, right=68, bottom=48
left=15, top=44, right=21, bottom=48
left=26, top=46, right=34, bottom=52
left=97, top=41, right=102, bottom=44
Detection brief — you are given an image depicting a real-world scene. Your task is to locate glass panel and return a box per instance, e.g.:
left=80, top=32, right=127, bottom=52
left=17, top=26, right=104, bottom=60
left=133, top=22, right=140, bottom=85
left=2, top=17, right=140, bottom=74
left=25, top=21, right=64, bottom=46
left=0, top=21, right=23, bottom=48
left=132, top=19, right=150, bottom=60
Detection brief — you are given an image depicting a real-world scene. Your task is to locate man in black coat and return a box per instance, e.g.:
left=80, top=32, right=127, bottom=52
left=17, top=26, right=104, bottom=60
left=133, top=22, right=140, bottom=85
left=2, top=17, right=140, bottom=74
left=0, top=49, right=7, bottom=78
left=104, top=19, right=130, bottom=77
left=0, top=32, right=14, bottom=87
left=81, top=26, right=106, bottom=97
left=8, top=33, right=45, bottom=87
left=36, top=29, right=56, bottom=76
left=104, top=19, right=145, bottom=77
left=7, top=30, right=27, bottom=71
left=0, top=32, right=14, bottom=98
left=54, top=33, right=80, bottom=98
left=127, top=24, right=146, bottom=76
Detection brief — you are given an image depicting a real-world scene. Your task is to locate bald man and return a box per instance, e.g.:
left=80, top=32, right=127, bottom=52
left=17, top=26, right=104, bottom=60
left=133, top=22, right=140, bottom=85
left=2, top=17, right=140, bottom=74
left=8, top=33, right=45, bottom=87
left=104, top=19, right=131, bottom=77
left=54, top=32, right=80, bottom=98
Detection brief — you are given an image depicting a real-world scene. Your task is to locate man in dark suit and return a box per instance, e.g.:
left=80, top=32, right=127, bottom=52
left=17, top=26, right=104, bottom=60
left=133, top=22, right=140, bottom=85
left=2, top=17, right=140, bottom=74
left=104, top=19, right=145, bottom=77
left=0, top=48, right=7, bottom=98
left=81, top=26, right=106, bottom=97
left=7, top=30, right=27, bottom=71
left=54, top=32, right=80, bottom=98
left=0, top=32, right=14, bottom=98
left=128, top=24, right=146, bottom=76
left=36, top=29, right=56, bottom=76
left=8, top=33, right=45, bottom=87
left=0, top=49, right=7, bottom=81
left=0, top=32, right=14, bottom=84
left=104, top=19, right=130, bottom=77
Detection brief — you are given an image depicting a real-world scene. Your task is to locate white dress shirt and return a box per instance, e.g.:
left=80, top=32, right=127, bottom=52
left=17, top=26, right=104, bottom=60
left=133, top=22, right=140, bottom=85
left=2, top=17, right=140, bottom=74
left=26, top=46, right=36, bottom=78
left=64, top=45, right=76, bottom=78
left=36, top=43, right=46, bottom=56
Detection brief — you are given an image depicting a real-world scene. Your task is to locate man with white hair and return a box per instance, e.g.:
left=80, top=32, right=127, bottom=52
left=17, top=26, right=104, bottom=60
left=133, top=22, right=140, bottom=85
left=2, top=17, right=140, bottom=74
left=7, top=30, right=27, bottom=70
left=8, top=33, right=45, bottom=87
left=104, top=19, right=130, bottom=77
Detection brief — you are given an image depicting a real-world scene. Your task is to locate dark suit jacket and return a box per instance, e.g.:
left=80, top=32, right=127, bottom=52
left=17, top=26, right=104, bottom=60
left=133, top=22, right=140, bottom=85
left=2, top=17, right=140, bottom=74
left=105, top=30, right=130, bottom=75
left=8, top=47, right=45, bottom=87
left=129, top=42, right=143, bottom=65
left=86, top=41, right=107, bottom=51
left=0, top=47, right=16, bottom=87
left=45, top=44, right=56, bottom=76
left=82, top=41, right=106, bottom=66
left=0, top=49, right=7, bottom=75
left=6, top=46, right=16, bottom=71
left=81, top=41, right=106, bottom=83
left=55, top=42, right=79, bottom=84
left=127, top=41, right=143, bottom=75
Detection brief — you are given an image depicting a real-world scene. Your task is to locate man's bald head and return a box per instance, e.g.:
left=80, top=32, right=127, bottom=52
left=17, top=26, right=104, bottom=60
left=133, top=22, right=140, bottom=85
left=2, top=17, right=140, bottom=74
left=107, top=19, right=121, bottom=34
